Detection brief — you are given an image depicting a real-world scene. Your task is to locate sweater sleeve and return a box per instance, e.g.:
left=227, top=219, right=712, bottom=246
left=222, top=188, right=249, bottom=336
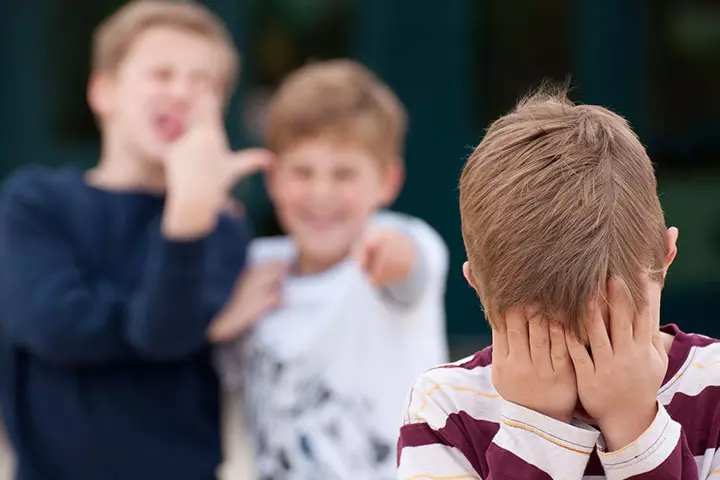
left=0, top=171, right=134, bottom=363
left=125, top=215, right=250, bottom=360
left=0, top=171, right=249, bottom=364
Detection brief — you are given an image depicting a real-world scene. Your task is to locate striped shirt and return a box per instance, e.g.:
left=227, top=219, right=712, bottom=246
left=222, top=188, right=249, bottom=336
left=397, top=324, right=720, bottom=480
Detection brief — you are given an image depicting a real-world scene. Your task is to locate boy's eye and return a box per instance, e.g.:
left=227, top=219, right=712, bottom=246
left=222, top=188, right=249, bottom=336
left=152, top=68, right=173, bottom=82
left=290, top=166, right=312, bottom=180
left=334, top=168, right=357, bottom=181
left=190, top=71, right=213, bottom=89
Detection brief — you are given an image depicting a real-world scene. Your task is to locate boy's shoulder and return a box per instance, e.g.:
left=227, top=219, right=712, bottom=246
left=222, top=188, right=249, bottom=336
left=372, top=209, right=449, bottom=274
left=662, top=325, right=720, bottom=400
left=2, top=165, right=82, bottom=202
left=403, top=347, right=500, bottom=428
left=0, top=166, right=90, bottom=222
left=371, top=210, right=443, bottom=244
left=248, top=235, right=296, bottom=265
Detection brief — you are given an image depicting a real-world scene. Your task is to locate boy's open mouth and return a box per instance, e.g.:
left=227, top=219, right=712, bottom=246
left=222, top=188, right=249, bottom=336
left=154, top=114, right=185, bottom=142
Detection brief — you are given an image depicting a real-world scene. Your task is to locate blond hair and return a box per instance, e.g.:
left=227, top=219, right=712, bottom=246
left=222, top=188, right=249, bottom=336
left=92, top=0, right=239, bottom=97
left=459, top=86, right=668, bottom=338
left=265, top=59, right=407, bottom=166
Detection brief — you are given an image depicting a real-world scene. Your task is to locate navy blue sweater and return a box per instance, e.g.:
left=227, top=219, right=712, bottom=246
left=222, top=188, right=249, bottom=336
left=0, top=167, right=250, bottom=480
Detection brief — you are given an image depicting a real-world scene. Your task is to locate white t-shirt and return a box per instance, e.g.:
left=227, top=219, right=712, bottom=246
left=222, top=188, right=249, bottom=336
left=217, top=211, right=449, bottom=480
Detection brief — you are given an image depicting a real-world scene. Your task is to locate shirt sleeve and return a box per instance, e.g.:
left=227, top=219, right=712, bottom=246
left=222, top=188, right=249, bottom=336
left=596, top=402, right=700, bottom=479
left=398, top=374, right=599, bottom=480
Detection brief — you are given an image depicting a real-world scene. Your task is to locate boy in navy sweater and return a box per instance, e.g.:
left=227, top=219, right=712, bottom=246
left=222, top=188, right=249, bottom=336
left=0, top=2, right=270, bottom=479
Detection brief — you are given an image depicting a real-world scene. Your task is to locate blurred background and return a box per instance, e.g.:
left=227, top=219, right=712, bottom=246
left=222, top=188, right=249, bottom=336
left=0, top=0, right=718, bottom=357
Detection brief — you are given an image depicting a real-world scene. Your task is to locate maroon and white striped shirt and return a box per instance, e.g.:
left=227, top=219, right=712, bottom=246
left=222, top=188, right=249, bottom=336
left=397, top=324, right=720, bottom=479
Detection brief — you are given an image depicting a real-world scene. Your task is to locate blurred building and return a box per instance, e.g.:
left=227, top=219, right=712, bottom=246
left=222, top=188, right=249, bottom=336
left=0, top=0, right=718, bottom=349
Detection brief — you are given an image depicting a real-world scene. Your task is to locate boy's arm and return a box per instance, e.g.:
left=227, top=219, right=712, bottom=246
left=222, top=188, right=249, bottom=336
left=0, top=172, right=135, bottom=363
left=596, top=403, right=700, bottom=480
left=364, top=211, right=448, bottom=307
left=0, top=172, right=249, bottom=364
left=126, top=97, right=271, bottom=360
left=397, top=376, right=599, bottom=480
left=125, top=212, right=250, bottom=360
left=214, top=340, right=246, bottom=392
left=566, top=276, right=701, bottom=479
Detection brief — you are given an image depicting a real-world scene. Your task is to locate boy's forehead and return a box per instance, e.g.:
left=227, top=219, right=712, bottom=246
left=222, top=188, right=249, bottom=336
left=281, top=137, right=380, bottom=165
left=122, top=26, right=225, bottom=71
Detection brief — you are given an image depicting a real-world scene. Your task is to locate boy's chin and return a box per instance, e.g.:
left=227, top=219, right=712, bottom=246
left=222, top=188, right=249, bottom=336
left=146, top=147, right=171, bottom=165
left=294, top=242, right=352, bottom=271
left=137, top=138, right=173, bottom=165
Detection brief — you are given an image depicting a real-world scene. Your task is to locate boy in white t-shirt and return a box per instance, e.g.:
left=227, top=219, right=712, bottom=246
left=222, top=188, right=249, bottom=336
left=209, top=59, right=449, bottom=479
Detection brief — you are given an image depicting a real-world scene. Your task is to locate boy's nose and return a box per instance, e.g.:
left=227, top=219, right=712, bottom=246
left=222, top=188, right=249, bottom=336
left=309, top=179, right=336, bottom=201
left=167, top=78, right=195, bottom=103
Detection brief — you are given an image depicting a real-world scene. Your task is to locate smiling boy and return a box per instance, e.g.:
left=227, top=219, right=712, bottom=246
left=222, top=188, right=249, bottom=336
left=213, top=59, right=449, bottom=480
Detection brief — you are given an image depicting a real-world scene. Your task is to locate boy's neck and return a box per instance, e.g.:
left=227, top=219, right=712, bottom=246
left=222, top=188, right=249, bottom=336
left=88, top=149, right=166, bottom=194
left=660, top=330, right=675, bottom=353
left=296, top=250, right=348, bottom=276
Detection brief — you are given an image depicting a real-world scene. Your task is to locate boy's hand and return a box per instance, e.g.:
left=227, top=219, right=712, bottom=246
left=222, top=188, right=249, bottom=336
left=353, top=228, right=416, bottom=287
left=207, top=262, right=287, bottom=343
left=162, top=93, right=273, bottom=239
left=566, top=275, right=667, bottom=451
left=492, top=309, right=577, bottom=423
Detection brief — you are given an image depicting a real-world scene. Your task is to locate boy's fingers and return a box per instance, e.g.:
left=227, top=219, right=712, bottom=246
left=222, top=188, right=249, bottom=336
left=505, top=307, right=530, bottom=361
left=491, top=326, right=509, bottom=360
left=565, top=331, right=594, bottom=375
left=264, top=264, right=289, bottom=285
left=191, top=91, right=224, bottom=130
left=528, top=319, right=551, bottom=368
left=587, top=297, right=613, bottom=362
left=264, top=291, right=283, bottom=310
left=635, top=272, right=661, bottom=344
left=369, top=243, right=392, bottom=286
left=350, top=239, right=366, bottom=269
left=352, top=248, right=366, bottom=273
left=354, top=235, right=380, bottom=274
left=608, top=276, right=633, bottom=349
left=226, top=149, right=273, bottom=184
left=247, top=262, right=288, bottom=287
left=652, top=332, right=668, bottom=365
left=549, top=323, right=570, bottom=372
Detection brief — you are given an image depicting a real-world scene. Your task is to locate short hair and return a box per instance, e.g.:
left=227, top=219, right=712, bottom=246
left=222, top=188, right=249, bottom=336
left=92, top=0, right=239, bottom=98
left=459, top=85, right=668, bottom=339
left=264, top=59, right=408, bottom=166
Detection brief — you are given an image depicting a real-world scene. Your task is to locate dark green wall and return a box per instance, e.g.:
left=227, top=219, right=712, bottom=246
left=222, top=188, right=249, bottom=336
left=1, top=0, right=717, bottom=339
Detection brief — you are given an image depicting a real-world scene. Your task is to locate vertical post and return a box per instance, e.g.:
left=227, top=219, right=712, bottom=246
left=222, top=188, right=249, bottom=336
left=1, top=1, right=52, bottom=174
left=355, top=0, right=480, bottom=336
left=203, top=0, right=250, bottom=150
left=572, top=0, right=649, bottom=137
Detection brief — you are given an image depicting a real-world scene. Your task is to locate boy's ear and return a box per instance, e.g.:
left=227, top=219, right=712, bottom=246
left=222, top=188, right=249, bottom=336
left=462, top=261, right=477, bottom=291
left=664, top=226, right=679, bottom=277
left=87, top=71, right=113, bottom=119
left=379, top=161, right=405, bottom=206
